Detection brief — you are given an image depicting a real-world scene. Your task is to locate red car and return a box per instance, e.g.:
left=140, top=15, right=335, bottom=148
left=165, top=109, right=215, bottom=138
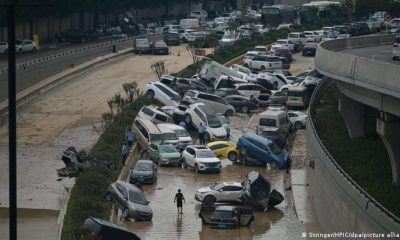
left=274, top=48, right=292, bottom=62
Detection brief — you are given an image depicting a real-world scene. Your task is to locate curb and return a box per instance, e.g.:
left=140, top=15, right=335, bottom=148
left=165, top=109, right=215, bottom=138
left=0, top=48, right=133, bottom=115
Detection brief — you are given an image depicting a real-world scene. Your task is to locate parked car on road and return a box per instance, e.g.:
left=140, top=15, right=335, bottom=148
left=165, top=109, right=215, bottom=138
left=257, top=109, right=291, bottom=136
left=195, top=182, right=244, bottom=205
left=207, top=141, right=239, bottom=161
left=132, top=117, right=163, bottom=149
left=144, top=81, right=181, bottom=106
left=259, top=128, right=287, bottom=149
left=184, top=90, right=235, bottom=116
left=134, top=38, right=151, bottom=54
left=236, top=133, right=290, bottom=169
left=200, top=205, right=254, bottom=228
left=184, top=103, right=228, bottom=141
left=287, top=32, right=307, bottom=46
left=182, top=145, right=222, bottom=173
left=274, top=48, right=292, bottom=62
left=16, top=39, right=38, bottom=53
left=148, top=143, right=181, bottom=166
left=82, top=217, right=141, bottom=240
left=151, top=41, right=169, bottom=55
left=234, top=83, right=269, bottom=98
left=138, top=105, right=174, bottom=124
left=106, top=181, right=152, bottom=220
left=244, top=55, right=282, bottom=71
left=393, top=36, right=400, bottom=60
left=164, top=33, right=181, bottom=46
left=157, top=123, right=193, bottom=150
left=224, top=95, right=258, bottom=113
left=288, top=111, right=307, bottom=129
left=302, top=42, right=317, bottom=56
left=217, top=114, right=231, bottom=138
left=129, top=160, right=157, bottom=184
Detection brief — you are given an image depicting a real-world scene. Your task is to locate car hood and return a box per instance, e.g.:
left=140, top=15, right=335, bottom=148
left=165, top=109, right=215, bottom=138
left=197, top=186, right=212, bottom=193
left=197, top=157, right=220, bottom=163
left=130, top=202, right=153, bottom=214
left=160, top=151, right=181, bottom=158
left=131, top=170, right=153, bottom=177
left=178, top=136, right=192, bottom=142
left=209, top=126, right=227, bottom=136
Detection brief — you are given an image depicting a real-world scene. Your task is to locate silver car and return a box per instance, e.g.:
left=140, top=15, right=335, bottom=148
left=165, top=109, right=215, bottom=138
left=106, top=181, right=153, bottom=221
left=183, top=90, right=236, bottom=116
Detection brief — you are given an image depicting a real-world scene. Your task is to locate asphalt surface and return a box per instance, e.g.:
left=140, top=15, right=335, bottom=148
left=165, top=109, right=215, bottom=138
left=341, top=44, right=400, bottom=65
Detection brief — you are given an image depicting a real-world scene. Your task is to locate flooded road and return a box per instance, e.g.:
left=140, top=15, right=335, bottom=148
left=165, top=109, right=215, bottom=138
left=120, top=113, right=306, bottom=240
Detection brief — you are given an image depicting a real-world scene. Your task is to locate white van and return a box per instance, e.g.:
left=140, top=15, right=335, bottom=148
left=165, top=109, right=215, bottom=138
left=132, top=117, right=163, bottom=149
left=286, top=86, right=310, bottom=109
left=179, top=19, right=200, bottom=31
left=156, top=124, right=179, bottom=146
left=157, top=123, right=193, bottom=150
left=189, top=10, right=208, bottom=21
left=287, top=32, right=307, bottom=46
left=257, top=110, right=291, bottom=136
left=138, top=105, right=174, bottom=124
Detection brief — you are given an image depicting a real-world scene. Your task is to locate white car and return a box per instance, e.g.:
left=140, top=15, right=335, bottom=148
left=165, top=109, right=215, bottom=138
left=219, top=31, right=240, bottom=46
left=183, top=90, right=236, bottom=116
left=157, top=123, right=193, bottom=150
left=302, top=31, right=321, bottom=42
left=180, top=28, right=194, bottom=42
left=16, top=39, right=38, bottom=53
left=393, top=36, right=400, bottom=60
left=144, top=81, right=181, bottom=106
left=234, top=83, right=268, bottom=98
left=229, top=64, right=257, bottom=82
left=269, top=44, right=285, bottom=55
left=256, top=72, right=288, bottom=90
left=288, top=111, right=307, bottom=129
left=189, top=10, right=208, bottom=22
left=182, top=145, right=221, bottom=173
left=274, top=39, right=295, bottom=52
left=195, top=182, right=244, bottom=204
left=184, top=103, right=227, bottom=141
left=243, top=51, right=261, bottom=61
left=243, top=55, right=282, bottom=71
left=254, top=45, right=268, bottom=53
left=287, top=32, right=307, bottom=46
left=0, top=41, right=8, bottom=54
left=138, top=105, right=174, bottom=124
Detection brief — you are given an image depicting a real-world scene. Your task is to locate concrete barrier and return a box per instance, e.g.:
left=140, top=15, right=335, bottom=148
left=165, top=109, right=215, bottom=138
left=306, top=79, right=400, bottom=234
left=316, top=34, right=400, bottom=99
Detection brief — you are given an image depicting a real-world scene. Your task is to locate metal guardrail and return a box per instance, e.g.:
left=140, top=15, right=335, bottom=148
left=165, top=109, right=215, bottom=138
left=308, top=78, right=400, bottom=226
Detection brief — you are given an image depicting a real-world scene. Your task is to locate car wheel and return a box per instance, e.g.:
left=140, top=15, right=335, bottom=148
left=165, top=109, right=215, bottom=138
left=225, top=109, right=233, bottom=117
left=295, top=121, right=303, bottom=130
left=182, top=160, right=187, bottom=169
left=261, top=65, right=266, bottom=70
left=194, top=164, right=199, bottom=173
left=244, top=63, right=250, bottom=68
left=184, top=114, right=192, bottom=124
left=204, top=195, right=216, bottom=205
left=241, top=106, right=249, bottom=113
left=146, top=90, right=154, bottom=99
left=105, top=192, right=112, bottom=201
left=270, top=161, right=278, bottom=169
left=204, top=133, right=210, bottom=143
left=122, top=208, right=130, bottom=219
left=228, top=151, right=237, bottom=161
left=273, top=82, right=278, bottom=90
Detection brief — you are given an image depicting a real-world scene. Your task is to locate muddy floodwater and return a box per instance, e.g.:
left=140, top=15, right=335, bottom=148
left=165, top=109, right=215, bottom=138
left=0, top=208, right=59, bottom=240
left=121, top=160, right=305, bottom=240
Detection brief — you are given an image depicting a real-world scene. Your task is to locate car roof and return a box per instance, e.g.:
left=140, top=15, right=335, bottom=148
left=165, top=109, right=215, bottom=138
left=136, top=160, right=153, bottom=164
left=135, top=117, right=161, bottom=132
left=215, top=205, right=236, bottom=211
left=243, top=132, right=273, bottom=145
left=225, top=95, right=250, bottom=99
left=115, top=180, right=142, bottom=192
left=156, top=124, right=177, bottom=133
left=207, top=141, right=231, bottom=147
left=260, top=109, right=287, bottom=116
left=157, top=123, right=184, bottom=130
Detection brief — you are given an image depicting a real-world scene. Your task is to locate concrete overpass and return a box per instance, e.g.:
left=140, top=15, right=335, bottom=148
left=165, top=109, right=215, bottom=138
left=315, top=35, right=400, bottom=185
left=306, top=34, right=400, bottom=234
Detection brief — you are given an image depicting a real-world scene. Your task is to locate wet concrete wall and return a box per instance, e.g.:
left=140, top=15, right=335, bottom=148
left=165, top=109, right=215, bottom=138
left=306, top=79, right=400, bottom=234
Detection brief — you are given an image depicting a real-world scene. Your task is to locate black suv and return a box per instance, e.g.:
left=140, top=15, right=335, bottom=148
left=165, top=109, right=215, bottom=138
left=55, top=29, right=98, bottom=43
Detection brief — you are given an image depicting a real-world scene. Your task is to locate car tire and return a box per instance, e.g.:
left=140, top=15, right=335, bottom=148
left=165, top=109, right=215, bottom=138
left=295, top=121, right=303, bottom=130
left=184, top=114, right=192, bottom=124
left=204, top=133, right=210, bottom=143
left=194, top=164, right=199, bottom=173
left=261, top=65, right=266, bottom=70
left=228, top=151, right=237, bottom=161
left=244, top=63, right=250, bottom=68
left=225, top=109, right=233, bottom=117
left=105, top=192, right=112, bottom=201
left=273, top=82, right=278, bottom=90
left=122, top=208, right=129, bottom=219
left=146, top=90, right=154, bottom=99
left=270, top=161, right=278, bottom=169
left=241, top=106, right=249, bottom=113
left=204, top=196, right=216, bottom=205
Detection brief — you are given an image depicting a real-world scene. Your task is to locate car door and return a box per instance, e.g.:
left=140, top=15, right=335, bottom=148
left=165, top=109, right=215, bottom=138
left=217, top=186, right=240, bottom=201
left=114, top=183, right=128, bottom=209
left=148, top=144, right=159, bottom=162
left=193, top=107, right=206, bottom=129
left=227, top=186, right=245, bottom=201
left=239, top=208, right=253, bottom=226
left=247, top=139, right=268, bottom=160
left=185, top=148, right=195, bottom=167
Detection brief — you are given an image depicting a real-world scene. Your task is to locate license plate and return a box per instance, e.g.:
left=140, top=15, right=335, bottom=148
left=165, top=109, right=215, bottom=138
left=218, top=224, right=226, bottom=228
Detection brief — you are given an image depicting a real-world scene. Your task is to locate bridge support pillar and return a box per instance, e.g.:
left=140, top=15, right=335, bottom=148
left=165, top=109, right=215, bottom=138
left=377, top=115, right=400, bottom=186
left=338, top=94, right=369, bottom=138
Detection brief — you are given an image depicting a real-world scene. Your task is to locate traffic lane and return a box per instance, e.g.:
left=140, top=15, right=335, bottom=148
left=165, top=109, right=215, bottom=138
left=341, top=45, right=400, bottom=66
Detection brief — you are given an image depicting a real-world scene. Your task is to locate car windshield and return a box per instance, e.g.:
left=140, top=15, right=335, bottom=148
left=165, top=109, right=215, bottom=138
left=268, top=142, right=282, bottom=154
left=212, top=210, right=233, bottom=218
left=196, top=150, right=216, bottom=158
left=134, top=162, right=153, bottom=171
left=259, top=118, right=277, bottom=127
left=129, top=190, right=148, bottom=205
left=163, top=133, right=177, bottom=140
left=207, top=115, right=222, bottom=128
left=158, top=144, right=177, bottom=152
left=175, top=129, right=189, bottom=137
left=150, top=134, right=163, bottom=142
